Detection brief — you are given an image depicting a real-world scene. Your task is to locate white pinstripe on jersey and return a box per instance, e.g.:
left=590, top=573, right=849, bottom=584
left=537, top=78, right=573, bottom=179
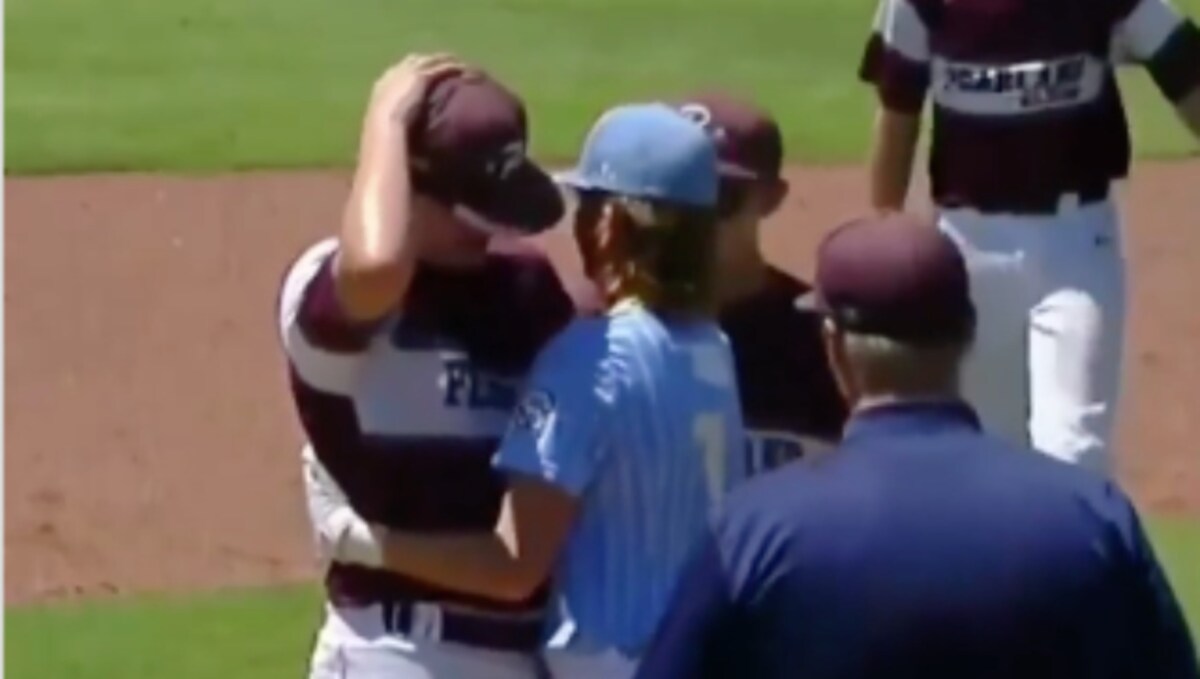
left=495, top=301, right=745, bottom=655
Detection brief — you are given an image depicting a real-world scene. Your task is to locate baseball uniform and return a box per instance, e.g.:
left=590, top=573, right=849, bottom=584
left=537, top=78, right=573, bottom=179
left=495, top=104, right=746, bottom=679
left=573, top=265, right=846, bottom=477
left=572, top=94, right=848, bottom=474
left=637, top=215, right=1197, bottom=679
left=860, top=0, right=1200, bottom=473
left=720, top=269, right=847, bottom=471
left=282, top=72, right=573, bottom=678
left=675, top=94, right=848, bottom=471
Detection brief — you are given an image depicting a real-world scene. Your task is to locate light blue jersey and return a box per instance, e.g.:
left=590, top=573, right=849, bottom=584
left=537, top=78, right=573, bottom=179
left=494, top=301, right=746, bottom=656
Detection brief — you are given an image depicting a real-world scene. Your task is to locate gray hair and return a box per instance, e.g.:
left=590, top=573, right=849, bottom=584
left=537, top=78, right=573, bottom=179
left=842, top=330, right=968, bottom=395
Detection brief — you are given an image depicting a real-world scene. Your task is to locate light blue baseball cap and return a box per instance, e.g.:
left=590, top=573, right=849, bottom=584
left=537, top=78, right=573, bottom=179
left=556, top=103, right=719, bottom=208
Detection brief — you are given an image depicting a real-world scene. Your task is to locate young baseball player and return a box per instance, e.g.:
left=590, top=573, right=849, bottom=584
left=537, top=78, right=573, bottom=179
left=278, top=54, right=573, bottom=678
left=327, top=103, right=746, bottom=678
left=860, top=0, right=1200, bottom=473
left=676, top=93, right=847, bottom=470
left=571, top=94, right=848, bottom=473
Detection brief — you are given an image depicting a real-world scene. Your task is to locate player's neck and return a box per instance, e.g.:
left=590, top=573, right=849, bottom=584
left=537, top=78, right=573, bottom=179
left=717, top=251, right=771, bottom=305
left=854, top=389, right=961, bottom=412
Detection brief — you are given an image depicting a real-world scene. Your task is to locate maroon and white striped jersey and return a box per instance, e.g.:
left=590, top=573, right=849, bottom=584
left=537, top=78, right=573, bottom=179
left=277, top=238, right=573, bottom=611
left=861, top=0, right=1200, bottom=213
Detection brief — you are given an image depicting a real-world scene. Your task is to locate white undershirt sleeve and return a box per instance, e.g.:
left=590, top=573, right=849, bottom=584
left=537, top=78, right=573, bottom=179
left=302, top=444, right=384, bottom=569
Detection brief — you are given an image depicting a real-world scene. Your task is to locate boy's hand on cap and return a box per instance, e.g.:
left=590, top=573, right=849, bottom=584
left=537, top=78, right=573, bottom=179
left=367, top=53, right=464, bottom=131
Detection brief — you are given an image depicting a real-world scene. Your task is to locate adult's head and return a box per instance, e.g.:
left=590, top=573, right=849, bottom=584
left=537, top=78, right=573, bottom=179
left=558, top=103, right=721, bottom=317
left=406, top=69, right=563, bottom=263
left=809, top=213, right=975, bottom=407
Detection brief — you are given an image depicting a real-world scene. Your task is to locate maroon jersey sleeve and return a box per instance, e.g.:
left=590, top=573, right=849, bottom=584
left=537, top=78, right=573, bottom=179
left=859, top=0, right=934, bottom=113
left=1111, top=0, right=1200, bottom=101
left=277, top=238, right=379, bottom=396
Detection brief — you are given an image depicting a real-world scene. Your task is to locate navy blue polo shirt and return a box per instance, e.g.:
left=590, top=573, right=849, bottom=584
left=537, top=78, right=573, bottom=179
left=636, top=401, right=1197, bottom=679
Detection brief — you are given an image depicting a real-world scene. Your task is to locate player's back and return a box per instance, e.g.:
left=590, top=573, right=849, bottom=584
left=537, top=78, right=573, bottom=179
left=553, top=301, right=745, bottom=654
left=720, top=268, right=847, bottom=471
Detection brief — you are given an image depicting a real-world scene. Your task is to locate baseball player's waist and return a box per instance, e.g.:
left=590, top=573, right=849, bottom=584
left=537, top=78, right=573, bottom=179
left=542, top=648, right=640, bottom=679
left=936, top=181, right=1111, bottom=217
left=326, top=564, right=548, bottom=617
left=324, top=599, right=546, bottom=653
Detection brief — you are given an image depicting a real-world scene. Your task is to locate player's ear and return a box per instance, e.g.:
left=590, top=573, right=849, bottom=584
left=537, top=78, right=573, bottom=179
left=822, top=318, right=855, bottom=406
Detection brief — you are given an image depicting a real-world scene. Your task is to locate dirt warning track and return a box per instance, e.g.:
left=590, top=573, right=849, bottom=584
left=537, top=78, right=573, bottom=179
left=5, top=161, right=1197, bottom=604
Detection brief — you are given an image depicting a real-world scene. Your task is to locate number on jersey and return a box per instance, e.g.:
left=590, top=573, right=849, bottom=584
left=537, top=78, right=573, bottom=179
left=693, top=413, right=727, bottom=505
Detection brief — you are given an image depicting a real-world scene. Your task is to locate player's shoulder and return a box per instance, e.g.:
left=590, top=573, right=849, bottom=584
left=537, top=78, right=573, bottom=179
left=766, top=268, right=817, bottom=324
left=538, top=315, right=613, bottom=362
left=552, top=309, right=668, bottom=362
left=277, top=237, right=339, bottom=313
left=994, top=435, right=1130, bottom=507
left=766, top=266, right=811, bottom=298
left=990, top=438, right=1148, bottom=552
left=282, top=237, right=339, bottom=283
left=748, top=267, right=811, bottom=305
left=604, top=304, right=722, bottom=361
left=728, top=457, right=823, bottom=514
left=531, top=315, right=631, bottom=397
left=722, top=268, right=813, bottom=323
left=712, top=463, right=816, bottom=559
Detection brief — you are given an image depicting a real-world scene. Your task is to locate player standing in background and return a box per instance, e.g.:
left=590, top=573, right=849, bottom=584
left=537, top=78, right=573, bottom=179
left=326, top=103, right=745, bottom=679
left=676, top=93, right=847, bottom=469
left=860, top=0, right=1200, bottom=472
left=278, top=54, right=572, bottom=678
left=572, top=93, right=847, bottom=472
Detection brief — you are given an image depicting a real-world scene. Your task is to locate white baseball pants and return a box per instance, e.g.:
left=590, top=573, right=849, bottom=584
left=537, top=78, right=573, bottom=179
left=938, top=195, right=1126, bottom=475
left=308, top=603, right=539, bottom=679
left=542, top=648, right=639, bottom=679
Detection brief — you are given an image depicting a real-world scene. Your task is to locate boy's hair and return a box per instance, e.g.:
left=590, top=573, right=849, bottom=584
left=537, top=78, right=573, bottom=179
left=577, top=190, right=719, bottom=317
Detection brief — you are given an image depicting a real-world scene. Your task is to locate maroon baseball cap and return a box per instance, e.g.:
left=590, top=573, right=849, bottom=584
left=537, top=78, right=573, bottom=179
left=810, top=213, right=975, bottom=344
left=409, top=71, right=563, bottom=234
left=673, top=92, right=783, bottom=181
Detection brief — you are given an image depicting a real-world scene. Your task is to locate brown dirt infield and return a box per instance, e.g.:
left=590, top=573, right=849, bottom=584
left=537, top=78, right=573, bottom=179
left=5, top=161, right=1198, bottom=605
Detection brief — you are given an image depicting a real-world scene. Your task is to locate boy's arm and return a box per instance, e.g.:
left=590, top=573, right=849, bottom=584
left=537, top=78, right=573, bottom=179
left=858, top=0, right=932, bottom=210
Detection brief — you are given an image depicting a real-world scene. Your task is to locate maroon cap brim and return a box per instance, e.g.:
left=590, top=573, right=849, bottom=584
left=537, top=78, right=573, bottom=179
left=456, top=160, right=565, bottom=235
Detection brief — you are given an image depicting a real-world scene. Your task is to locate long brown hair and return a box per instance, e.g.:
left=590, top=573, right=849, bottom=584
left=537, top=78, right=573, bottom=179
left=575, top=191, right=719, bottom=318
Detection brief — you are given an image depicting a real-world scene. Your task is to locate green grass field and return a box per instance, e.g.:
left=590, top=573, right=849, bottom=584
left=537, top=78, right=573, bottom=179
left=5, top=0, right=1199, bottom=675
left=6, top=521, right=1198, bottom=678
left=5, top=0, right=1198, bottom=172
